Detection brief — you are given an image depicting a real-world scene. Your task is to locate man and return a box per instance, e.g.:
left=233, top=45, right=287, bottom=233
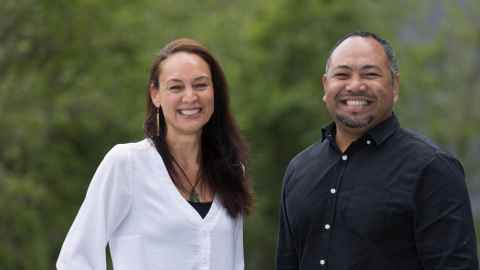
left=276, top=31, right=478, bottom=270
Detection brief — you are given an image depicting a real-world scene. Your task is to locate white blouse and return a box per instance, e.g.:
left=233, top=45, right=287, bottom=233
left=56, top=139, right=244, bottom=270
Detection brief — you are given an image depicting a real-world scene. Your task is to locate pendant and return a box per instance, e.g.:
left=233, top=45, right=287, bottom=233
left=189, top=190, right=200, bottom=203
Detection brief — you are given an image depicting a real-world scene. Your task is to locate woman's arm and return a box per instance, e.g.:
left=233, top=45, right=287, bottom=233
left=56, top=145, right=133, bottom=270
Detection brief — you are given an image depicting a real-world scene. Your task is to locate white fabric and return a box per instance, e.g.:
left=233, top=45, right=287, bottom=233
left=56, top=139, right=244, bottom=270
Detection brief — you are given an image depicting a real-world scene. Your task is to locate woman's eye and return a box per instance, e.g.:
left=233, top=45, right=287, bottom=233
left=168, top=85, right=183, bottom=91
left=194, top=84, right=208, bottom=90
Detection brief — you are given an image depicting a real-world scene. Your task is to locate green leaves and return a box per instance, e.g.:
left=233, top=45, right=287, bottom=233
left=1, top=0, right=479, bottom=269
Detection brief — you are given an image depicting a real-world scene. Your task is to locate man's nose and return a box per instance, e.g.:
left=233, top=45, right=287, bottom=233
left=345, top=75, right=367, bottom=92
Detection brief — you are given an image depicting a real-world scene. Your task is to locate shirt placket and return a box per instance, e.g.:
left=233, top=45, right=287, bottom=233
left=320, top=152, right=349, bottom=268
left=197, top=227, right=211, bottom=270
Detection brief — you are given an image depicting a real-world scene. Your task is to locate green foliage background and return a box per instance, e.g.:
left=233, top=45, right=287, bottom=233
left=1, top=0, right=479, bottom=269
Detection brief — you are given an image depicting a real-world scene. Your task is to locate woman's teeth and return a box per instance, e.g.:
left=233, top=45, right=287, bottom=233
left=179, top=109, right=201, bottom=115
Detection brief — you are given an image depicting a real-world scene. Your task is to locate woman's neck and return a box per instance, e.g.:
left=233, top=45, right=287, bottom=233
left=166, top=133, right=201, bottom=168
left=165, top=132, right=214, bottom=202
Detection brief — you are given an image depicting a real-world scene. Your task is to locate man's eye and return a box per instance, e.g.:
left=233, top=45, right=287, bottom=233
left=334, top=73, right=348, bottom=79
left=365, top=73, right=380, bottom=78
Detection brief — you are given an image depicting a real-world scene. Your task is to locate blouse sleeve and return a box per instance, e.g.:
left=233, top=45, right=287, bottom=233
left=56, top=144, right=133, bottom=270
left=234, top=215, right=245, bottom=270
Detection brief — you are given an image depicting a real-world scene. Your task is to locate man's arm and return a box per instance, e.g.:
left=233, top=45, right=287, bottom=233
left=276, top=164, right=299, bottom=270
left=415, top=152, right=478, bottom=269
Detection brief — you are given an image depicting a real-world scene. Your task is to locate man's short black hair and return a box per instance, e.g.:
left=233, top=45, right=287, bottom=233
left=325, top=31, right=399, bottom=76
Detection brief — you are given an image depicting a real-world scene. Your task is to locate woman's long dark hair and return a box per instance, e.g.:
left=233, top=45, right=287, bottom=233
left=144, top=38, right=253, bottom=217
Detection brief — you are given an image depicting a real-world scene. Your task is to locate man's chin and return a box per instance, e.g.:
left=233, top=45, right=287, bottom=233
left=336, top=114, right=373, bottom=129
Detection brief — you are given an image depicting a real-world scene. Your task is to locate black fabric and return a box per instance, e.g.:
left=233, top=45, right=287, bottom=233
left=188, top=201, right=212, bottom=219
left=276, top=114, right=478, bottom=270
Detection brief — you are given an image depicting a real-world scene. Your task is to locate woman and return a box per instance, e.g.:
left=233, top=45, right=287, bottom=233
left=56, top=38, right=253, bottom=270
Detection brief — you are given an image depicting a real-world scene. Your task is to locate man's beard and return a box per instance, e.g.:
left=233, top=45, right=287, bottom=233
left=336, top=113, right=374, bottom=129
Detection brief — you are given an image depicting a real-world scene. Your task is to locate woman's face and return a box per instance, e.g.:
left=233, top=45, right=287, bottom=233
left=150, top=52, right=214, bottom=140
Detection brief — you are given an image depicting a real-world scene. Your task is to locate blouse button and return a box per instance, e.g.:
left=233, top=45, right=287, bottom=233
left=330, top=188, right=337, bottom=194
left=341, top=155, right=348, bottom=161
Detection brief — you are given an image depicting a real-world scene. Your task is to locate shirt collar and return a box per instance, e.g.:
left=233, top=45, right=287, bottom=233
left=367, top=113, right=399, bottom=145
left=321, top=113, right=399, bottom=145
left=321, top=122, right=336, bottom=142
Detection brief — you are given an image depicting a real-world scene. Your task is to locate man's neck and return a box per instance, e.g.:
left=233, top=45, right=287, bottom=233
left=335, top=127, right=365, bottom=153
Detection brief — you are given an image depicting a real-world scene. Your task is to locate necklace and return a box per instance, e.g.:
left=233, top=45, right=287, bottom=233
left=172, top=159, right=201, bottom=202
left=189, top=180, right=200, bottom=203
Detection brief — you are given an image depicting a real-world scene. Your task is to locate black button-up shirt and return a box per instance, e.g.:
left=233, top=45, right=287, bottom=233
left=277, top=115, right=478, bottom=270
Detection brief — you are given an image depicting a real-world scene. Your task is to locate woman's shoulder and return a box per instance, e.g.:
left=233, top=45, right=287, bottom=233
left=104, top=138, right=153, bottom=163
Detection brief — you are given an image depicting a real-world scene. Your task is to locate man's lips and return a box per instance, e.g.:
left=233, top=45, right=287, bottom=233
left=337, top=96, right=375, bottom=107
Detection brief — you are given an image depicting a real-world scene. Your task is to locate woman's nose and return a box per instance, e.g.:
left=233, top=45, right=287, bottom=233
left=182, top=87, right=198, bottom=102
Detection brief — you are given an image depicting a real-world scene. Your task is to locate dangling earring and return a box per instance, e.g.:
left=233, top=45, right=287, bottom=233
left=156, top=107, right=160, bottom=137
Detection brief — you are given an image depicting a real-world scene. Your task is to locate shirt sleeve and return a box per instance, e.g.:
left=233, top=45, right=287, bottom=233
left=234, top=215, right=245, bottom=270
left=56, top=145, right=133, bottom=270
left=276, top=163, right=299, bottom=270
left=414, top=152, right=479, bottom=270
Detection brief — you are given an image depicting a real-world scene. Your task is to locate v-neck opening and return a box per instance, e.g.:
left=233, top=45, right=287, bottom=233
left=146, top=139, right=220, bottom=226
left=188, top=201, right=213, bottom=219
left=168, top=181, right=220, bottom=225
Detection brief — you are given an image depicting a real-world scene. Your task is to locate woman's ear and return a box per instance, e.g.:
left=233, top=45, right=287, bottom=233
left=149, top=82, right=161, bottom=107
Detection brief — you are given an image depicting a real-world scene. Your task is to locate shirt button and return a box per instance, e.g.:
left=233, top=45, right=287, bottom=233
left=320, top=259, right=326, bottom=266
left=330, top=188, right=336, bottom=194
left=341, top=155, right=348, bottom=161
left=324, top=224, right=331, bottom=230
left=366, top=140, right=372, bottom=145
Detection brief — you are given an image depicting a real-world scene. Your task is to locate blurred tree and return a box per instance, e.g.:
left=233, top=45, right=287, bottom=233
left=1, top=0, right=479, bottom=269
left=396, top=0, right=480, bottom=204
left=0, top=0, right=144, bottom=268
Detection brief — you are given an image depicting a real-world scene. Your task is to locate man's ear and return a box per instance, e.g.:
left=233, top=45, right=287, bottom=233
left=322, top=74, right=328, bottom=102
left=149, top=82, right=161, bottom=107
left=392, top=73, right=400, bottom=103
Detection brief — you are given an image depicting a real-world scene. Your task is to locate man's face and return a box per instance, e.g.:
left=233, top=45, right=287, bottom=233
left=322, top=36, right=399, bottom=135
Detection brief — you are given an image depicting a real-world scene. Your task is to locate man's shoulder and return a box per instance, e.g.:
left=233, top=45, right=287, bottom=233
left=288, top=139, right=329, bottom=170
left=281, top=139, right=330, bottom=194
left=398, top=128, right=437, bottom=149
left=395, top=127, right=458, bottom=162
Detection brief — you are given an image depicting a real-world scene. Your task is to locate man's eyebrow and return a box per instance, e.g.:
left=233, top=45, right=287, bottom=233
left=360, top=65, right=382, bottom=71
left=331, top=65, right=353, bottom=72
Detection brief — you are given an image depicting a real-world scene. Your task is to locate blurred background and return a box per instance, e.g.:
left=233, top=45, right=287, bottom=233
left=1, top=0, right=479, bottom=269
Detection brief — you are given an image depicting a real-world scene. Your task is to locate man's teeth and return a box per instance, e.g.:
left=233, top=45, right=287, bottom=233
left=179, top=109, right=201, bottom=115
left=346, top=100, right=368, bottom=106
